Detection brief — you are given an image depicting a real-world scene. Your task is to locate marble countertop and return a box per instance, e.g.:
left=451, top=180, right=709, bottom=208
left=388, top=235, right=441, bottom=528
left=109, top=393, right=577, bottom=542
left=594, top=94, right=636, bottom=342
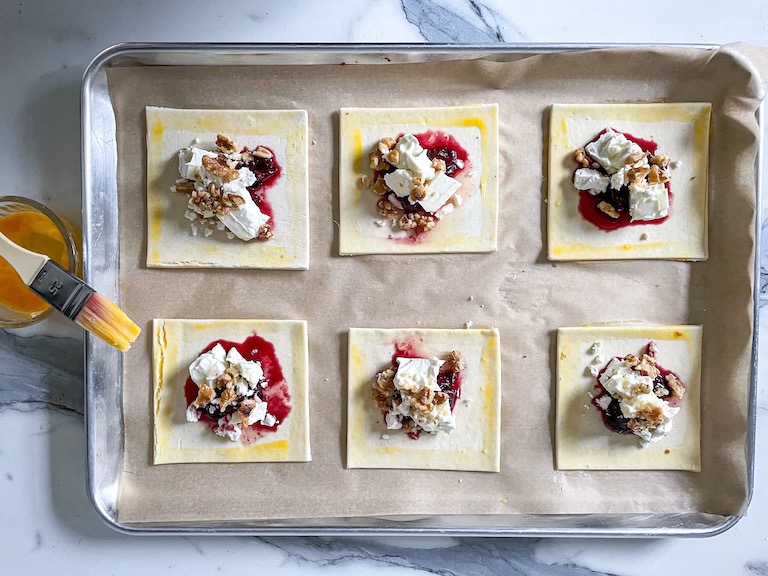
left=2, top=1, right=767, bottom=573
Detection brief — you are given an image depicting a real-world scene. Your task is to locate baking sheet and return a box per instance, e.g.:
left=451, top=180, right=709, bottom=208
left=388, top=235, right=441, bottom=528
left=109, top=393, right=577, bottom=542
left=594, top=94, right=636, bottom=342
left=107, top=43, right=767, bottom=523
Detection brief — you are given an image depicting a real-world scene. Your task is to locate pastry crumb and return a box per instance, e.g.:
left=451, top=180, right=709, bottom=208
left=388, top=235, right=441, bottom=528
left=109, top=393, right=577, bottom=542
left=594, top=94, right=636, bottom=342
left=464, top=320, right=474, bottom=329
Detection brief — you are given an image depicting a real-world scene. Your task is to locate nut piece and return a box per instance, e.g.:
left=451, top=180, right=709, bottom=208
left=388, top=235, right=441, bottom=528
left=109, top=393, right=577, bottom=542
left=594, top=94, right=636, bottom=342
left=369, top=151, right=390, bottom=171
left=216, top=133, right=239, bottom=154
left=435, top=392, right=449, bottom=405
left=219, top=388, right=237, bottom=411
left=257, top=224, right=273, bottom=241
left=636, top=354, right=660, bottom=379
left=627, top=166, right=651, bottom=184
left=443, top=350, right=465, bottom=373
left=174, top=180, right=195, bottom=194
left=386, top=149, right=401, bottom=166
left=374, top=368, right=396, bottom=392
left=378, top=137, right=396, bottom=154
left=398, top=212, right=436, bottom=233
left=574, top=148, right=591, bottom=168
left=650, top=154, right=669, bottom=168
left=432, top=158, right=447, bottom=172
left=361, top=174, right=371, bottom=188
left=201, top=155, right=239, bottom=182
left=648, top=164, right=670, bottom=184
left=372, top=177, right=391, bottom=196
left=665, top=374, right=686, bottom=399
left=410, top=185, right=427, bottom=203
left=193, top=385, right=215, bottom=408
left=625, top=150, right=646, bottom=165
left=597, top=201, right=620, bottom=219
left=253, top=146, right=273, bottom=159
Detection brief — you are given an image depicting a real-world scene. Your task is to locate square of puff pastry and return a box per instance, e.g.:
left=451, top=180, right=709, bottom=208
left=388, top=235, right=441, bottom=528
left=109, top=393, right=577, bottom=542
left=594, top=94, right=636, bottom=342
left=152, top=318, right=310, bottom=464
left=347, top=327, right=501, bottom=472
left=339, top=105, right=499, bottom=255
left=556, top=325, right=702, bottom=471
left=146, top=107, right=309, bottom=269
left=548, top=103, right=710, bottom=261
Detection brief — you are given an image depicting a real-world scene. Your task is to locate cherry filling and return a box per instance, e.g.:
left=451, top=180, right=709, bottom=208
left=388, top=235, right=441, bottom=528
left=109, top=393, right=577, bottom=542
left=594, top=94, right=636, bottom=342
left=184, top=332, right=291, bottom=443
left=236, top=146, right=282, bottom=230
left=591, top=343, right=682, bottom=435
left=575, top=129, right=672, bottom=232
left=373, top=131, right=471, bottom=235
left=381, top=338, right=464, bottom=440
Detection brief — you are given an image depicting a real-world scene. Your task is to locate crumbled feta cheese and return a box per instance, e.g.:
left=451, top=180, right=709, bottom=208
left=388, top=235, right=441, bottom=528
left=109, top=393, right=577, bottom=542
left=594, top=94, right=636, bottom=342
left=585, top=128, right=643, bottom=174
left=384, top=169, right=415, bottom=197
left=393, top=134, right=435, bottom=180
left=418, top=171, right=461, bottom=213
left=188, top=344, right=227, bottom=385
left=393, top=357, right=444, bottom=393
left=629, top=181, right=669, bottom=221
left=225, top=348, right=264, bottom=386
left=573, top=168, right=610, bottom=193
left=185, top=405, right=201, bottom=422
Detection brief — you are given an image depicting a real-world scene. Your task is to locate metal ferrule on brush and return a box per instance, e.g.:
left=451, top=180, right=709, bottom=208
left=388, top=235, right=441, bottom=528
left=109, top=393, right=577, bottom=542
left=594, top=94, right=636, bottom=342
left=28, top=260, right=94, bottom=320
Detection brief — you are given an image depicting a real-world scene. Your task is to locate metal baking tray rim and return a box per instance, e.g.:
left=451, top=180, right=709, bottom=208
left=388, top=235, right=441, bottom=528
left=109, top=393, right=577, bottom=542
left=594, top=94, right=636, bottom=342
left=81, top=42, right=761, bottom=537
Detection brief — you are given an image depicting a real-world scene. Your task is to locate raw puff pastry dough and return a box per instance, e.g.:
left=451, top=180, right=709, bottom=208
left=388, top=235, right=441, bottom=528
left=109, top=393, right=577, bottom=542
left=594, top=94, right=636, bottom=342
left=548, top=103, right=711, bottom=261
left=339, top=105, right=499, bottom=255
left=153, top=319, right=310, bottom=464
left=145, top=107, right=309, bottom=269
left=556, top=325, right=702, bottom=471
left=347, top=328, right=501, bottom=472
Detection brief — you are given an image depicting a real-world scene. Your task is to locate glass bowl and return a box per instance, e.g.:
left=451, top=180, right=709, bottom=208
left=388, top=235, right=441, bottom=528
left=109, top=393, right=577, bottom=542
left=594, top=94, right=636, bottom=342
left=0, top=196, right=80, bottom=328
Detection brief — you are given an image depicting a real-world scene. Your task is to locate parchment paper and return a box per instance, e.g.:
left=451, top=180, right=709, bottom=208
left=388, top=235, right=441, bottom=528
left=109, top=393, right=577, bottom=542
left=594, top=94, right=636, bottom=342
left=108, top=43, right=768, bottom=523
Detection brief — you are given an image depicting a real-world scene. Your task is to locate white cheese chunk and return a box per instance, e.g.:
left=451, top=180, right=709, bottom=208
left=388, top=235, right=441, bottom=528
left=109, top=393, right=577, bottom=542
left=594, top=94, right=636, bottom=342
left=384, top=169, right=415, bottom=198
left=418, top=171, right=462, bottom=213
left=393, top=356, right=444, bottom=393
left=225, top=347, right=264, bottom=386
left=585, top=128, right=644, bottom=174
left=393, top=134, right=435, bottom=181
left=188, top=343, right=227, bottom=386
left=573, top=168, right=610, bottom=193
left=629, top=182, right=669, bottom=222
left=178, top=146, right=217, bottom=180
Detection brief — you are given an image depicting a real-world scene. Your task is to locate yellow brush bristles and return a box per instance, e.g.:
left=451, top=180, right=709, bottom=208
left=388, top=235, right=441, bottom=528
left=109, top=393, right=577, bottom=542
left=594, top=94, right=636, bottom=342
left=74, top=291, right=141, bottom=352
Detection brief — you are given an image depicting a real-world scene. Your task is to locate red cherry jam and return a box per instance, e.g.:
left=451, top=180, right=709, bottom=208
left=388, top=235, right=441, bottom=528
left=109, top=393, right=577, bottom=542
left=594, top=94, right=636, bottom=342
left=184, top=332, right=291, bottom=443
left=236, top=146, right=281, bottom=232
left=385, top=337, right=463, bottom=440
left=576, top=129, right=672, bottom=232
left=373, top=131, right=471, bottom=236
left=591, top=343, right=683, bottom=434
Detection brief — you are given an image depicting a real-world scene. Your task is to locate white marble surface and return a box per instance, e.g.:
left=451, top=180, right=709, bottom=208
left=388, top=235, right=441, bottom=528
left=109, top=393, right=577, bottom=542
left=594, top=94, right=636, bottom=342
left=1, top=0, right=768, bottom=573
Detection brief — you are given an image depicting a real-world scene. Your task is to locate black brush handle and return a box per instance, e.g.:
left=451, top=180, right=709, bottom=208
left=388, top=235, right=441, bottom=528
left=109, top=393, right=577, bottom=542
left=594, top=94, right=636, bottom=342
left=28, top=260, right=94, bottom=320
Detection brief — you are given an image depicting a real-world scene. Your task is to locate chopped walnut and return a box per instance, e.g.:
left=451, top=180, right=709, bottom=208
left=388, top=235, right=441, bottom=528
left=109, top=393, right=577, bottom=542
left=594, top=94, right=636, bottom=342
left=216, top=133, right=238, bottom=154
left=398, top=212, right=436, bottom=233
left=435, top=392, right=449, bottom=405
left=193, top=385, right=215, bottom=408
left=665, top=374, right=686, bottom=399
left=237, top=399, right=256, bottom=426
left=378, top=200, right=400, bottom=220
left=374, top=368, right=396, bottom=391
left=257, top=224, right=273, bottom=241
left=574, top=148, right=591, bottom=168
left=369, top=151, right=389, bottom=171
left=648, top=164, right=670, bottom=184
left=625, top=150, right=646, bottom=165
left=432, top=158, right=447, bottom=172
left=624, top=354, right=640, bottom=368
left=372, top=177, right=390, bottom=196
left=253, top=146, right=273, bottom=159
left=597, top=201, right=620, bottom=219
left=174, top=180, right=195, bottom=194
left=201, top=155, right=240, bottom=182
left=443, top=350, right=465, bottom=373
left=627, top=166, right=651, bottom=184
left=410, top=185, right=427, bottom=202
left=361, top=174, right=371, bottom=188
left=650, top=154, right=669, bottom=168
left=386, top=149, right=400, bottom=166
left=372, top=388, right=390, bottom=411
left=636, top=354, right=660, bottom=379
left=378, top=137, right=395, bottom=154
left=219, top=388, right=237, bottom=411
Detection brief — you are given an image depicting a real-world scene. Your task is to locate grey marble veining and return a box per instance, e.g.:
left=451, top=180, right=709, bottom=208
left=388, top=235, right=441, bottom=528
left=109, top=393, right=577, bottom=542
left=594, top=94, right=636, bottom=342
left=401, top=0, right=523, bottom=42
left=259, top=537, right=615, bottom=575
left=0, top=329, right=83, bottom=414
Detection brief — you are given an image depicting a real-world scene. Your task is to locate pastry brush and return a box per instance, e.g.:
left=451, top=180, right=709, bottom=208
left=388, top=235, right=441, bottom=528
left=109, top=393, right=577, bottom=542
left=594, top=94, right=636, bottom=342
left=0, top=230, right=140, bottom=351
